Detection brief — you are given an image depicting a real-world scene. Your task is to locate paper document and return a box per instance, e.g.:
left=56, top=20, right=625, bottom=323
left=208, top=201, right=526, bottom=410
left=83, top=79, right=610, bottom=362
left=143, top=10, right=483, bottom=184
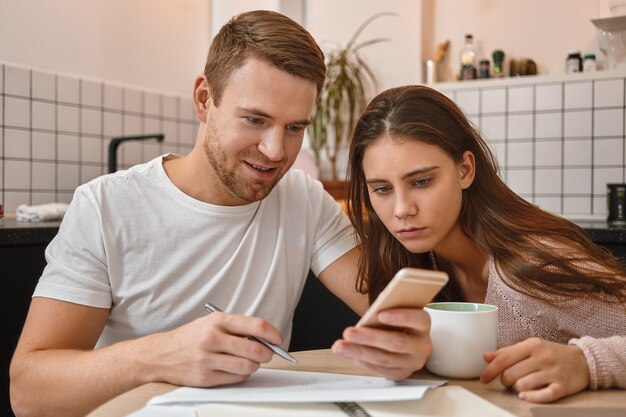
left=194, top=386, right=517, bottom=417
left=148, top=369, right=445, bottom=406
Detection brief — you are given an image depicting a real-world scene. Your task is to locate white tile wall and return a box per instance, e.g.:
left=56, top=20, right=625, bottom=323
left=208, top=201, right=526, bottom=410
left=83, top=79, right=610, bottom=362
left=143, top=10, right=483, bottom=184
left=564, top=139, right=592, bottom=166
left=536, top=84, right=562, bottom=111
left=5, top=65, right=30, bottom=97
left=57, top=105, right=79, bottom=133
left=4, top=61, right=192, bottom=211
left=32, top=101, right=55, bottom=131
left=564, top=111, right=592, bottom=138
left=507, top=141, right=533, bottom=167
left=32, top=71, right=56, bottom=101
left=481, top=88, right=506, bottom=114
left=508, top=86, right=533, bottom=112
left=564, top=82, right=592, bottom=109
left=563, top=168, right=592, bottom=194
left=32, top=131, right=55, bottom=160
left=594, top=108, right=623, bottom=137
left=563, top=196, right=591, bottom=214
left=508, top=114, right=534, bottom=139
left=104, top=85, right=123, bottom=111
left=535, top=140, right=562, bottom=167
left=535, top=112, right=562, bottom=139
left=456, top=90, right=480, bottom=115
left=437, top=74, right=626, bottom=217
left=535, top=168, right=561, bottom=194
left=480, top=115, right=506, bottom=140
left=594, top=79, right=624, bottom=107
left=32, top=161, right=56, bottom=189
left=506, top=169, right=533, bottom=196
left=57, top=76, right=79, bottom=104
left=5, top=97, right=30, bottom=128
left=594, top=138, right=623, bottom=166
left=81, top=80, right=102, bottom=107
left=4, top=128, right=30, bottom=158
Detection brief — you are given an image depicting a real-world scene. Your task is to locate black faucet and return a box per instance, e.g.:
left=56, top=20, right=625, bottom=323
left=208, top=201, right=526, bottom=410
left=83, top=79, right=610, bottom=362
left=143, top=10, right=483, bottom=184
left=108, top=134, right=165, bottom=173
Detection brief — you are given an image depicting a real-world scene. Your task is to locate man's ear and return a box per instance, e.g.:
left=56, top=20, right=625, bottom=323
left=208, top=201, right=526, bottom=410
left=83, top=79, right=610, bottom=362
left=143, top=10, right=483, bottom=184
left=459, top=150, right=476, bottom=190
left=193, top=75, right=211, bottom=123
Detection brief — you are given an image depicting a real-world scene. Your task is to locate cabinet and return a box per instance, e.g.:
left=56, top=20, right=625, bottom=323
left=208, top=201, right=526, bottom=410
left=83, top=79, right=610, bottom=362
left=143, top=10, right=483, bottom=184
left=1, top=222, right=56, bottom=417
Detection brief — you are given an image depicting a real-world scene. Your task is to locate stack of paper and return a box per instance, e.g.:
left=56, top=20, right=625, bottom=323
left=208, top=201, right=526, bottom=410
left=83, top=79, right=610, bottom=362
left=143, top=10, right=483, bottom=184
left=127, top=369, right=515, bottom=417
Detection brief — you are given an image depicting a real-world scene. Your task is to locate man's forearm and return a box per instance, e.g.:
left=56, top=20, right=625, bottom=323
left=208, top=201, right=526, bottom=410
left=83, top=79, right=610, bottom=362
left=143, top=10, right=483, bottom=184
left=10, top=335, right=157, bottom=417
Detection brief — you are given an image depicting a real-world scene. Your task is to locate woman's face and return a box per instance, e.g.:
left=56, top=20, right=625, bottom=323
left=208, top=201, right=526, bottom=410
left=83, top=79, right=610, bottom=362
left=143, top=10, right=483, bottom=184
left=362, top=136, right=474, bottom=254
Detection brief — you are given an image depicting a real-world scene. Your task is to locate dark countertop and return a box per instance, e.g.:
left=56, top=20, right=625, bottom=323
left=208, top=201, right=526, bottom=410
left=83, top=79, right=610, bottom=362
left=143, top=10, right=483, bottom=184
left=0, top=216, right=62, bottom=246
left=571, top=220, right=626, bottom=244
left=0, top=215, right=625, bottom=246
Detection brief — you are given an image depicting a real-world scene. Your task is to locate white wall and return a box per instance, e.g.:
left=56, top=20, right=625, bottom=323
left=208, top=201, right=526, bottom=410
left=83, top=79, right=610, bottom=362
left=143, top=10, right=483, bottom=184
left=0, top=0, right=211, bottom=96
left=424, top=0, right=612, bottom=79
left=305, top=0, right=423, bottom=92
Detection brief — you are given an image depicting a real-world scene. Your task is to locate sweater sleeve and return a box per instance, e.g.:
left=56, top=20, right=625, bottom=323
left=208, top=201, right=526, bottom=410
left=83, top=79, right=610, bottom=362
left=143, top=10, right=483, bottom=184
left=568, top=335, right=626, bottom=389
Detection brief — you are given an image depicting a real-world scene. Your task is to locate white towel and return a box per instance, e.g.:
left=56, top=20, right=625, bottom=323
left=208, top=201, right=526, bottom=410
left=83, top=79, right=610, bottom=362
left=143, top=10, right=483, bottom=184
left=16, top=203, right=69, bottom=222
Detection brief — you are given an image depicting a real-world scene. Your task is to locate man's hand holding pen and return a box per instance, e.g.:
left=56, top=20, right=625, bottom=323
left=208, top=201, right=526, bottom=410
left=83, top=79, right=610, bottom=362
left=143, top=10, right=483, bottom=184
left=142, top=306, right=284, bottom=388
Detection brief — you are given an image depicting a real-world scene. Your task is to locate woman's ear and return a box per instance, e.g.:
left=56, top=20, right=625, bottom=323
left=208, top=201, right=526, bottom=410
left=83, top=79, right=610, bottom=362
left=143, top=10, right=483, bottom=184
left=193, top=75, right=211, bottom=123
left=459, top=151, right=476, bottom=190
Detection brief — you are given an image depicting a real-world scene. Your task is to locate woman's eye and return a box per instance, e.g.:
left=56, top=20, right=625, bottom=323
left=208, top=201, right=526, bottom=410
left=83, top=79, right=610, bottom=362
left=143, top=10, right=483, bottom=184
left=372, top=185, right=391, bottom=194
left=414, top=177, right=432, bottom=187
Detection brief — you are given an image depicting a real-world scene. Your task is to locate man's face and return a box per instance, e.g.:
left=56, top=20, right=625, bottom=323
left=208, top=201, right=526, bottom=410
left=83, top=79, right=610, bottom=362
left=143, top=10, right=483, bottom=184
left=202, top=58, right=317, bottom=205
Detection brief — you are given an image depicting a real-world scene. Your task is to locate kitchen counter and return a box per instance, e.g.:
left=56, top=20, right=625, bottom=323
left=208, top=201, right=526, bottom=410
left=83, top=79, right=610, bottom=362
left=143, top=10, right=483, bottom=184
left=573, top=220, right=626, bottom=245
left=1, top=215, right=625, bottom=246
left=0, top=216, right=61, bottom=246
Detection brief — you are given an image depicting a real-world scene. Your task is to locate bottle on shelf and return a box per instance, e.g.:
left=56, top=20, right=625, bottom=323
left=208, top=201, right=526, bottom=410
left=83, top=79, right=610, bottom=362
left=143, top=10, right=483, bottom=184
left=583, top=54, right=597, bottom=72
left=492, top=50, right=505, bottom=77
left=479, top=59, right=490, bottom=78
left=566, top=52, right=583, bottom=73
left=460, top=34, right=477, bottom=80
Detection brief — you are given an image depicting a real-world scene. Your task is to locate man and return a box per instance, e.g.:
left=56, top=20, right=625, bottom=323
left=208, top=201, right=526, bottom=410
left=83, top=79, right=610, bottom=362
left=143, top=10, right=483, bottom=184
left=10, top=11, right=431, bottom=417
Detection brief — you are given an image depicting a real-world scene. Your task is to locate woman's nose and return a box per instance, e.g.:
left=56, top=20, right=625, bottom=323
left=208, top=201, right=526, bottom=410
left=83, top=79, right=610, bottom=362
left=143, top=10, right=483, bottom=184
left=258, top=129, right=285, bottom=161
left=394, top=193, right=418, bottom=219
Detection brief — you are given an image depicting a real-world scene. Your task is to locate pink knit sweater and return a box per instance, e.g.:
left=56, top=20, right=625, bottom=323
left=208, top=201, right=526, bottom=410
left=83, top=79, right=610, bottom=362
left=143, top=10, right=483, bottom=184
left=484, top=259, right=626, bottom=390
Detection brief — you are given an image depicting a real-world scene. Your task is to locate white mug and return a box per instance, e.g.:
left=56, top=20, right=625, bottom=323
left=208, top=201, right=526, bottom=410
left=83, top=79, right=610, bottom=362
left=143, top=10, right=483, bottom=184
left=424, top=302, right=498, bottom=379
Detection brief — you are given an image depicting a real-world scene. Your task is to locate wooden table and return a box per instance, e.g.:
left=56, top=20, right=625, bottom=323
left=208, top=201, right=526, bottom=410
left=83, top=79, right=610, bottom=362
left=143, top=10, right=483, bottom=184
left=87, top=349, right=626, bottom=417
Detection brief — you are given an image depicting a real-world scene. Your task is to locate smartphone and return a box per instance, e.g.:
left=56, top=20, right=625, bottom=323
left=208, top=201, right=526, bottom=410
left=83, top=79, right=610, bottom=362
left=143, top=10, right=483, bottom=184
left=357, top=267, right=449, bottom=328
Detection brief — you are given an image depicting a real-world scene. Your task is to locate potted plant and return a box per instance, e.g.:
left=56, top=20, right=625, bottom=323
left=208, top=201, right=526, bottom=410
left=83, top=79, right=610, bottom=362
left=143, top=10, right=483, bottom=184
left=309, top=13, right=395, bottom=199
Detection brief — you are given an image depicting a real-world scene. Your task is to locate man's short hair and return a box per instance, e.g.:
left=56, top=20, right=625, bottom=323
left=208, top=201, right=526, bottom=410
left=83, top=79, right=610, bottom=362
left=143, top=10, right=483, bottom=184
left=204, top=10, right=325, bottom=106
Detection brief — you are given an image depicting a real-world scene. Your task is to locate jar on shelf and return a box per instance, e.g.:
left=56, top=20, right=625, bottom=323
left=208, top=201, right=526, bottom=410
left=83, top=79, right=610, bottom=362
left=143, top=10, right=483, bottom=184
left=583, top=54, right=597, bottom=72
left=566, top=52, right=583, bottom=73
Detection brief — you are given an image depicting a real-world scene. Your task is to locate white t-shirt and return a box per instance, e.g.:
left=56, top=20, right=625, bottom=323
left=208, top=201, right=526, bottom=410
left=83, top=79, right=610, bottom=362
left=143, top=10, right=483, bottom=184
left=33, top=155, right=356, bottom=349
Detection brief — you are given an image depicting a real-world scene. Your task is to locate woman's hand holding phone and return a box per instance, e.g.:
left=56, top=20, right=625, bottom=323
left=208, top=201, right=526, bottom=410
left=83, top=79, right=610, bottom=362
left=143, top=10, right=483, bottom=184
left=332, top=268, right=448, bottom=379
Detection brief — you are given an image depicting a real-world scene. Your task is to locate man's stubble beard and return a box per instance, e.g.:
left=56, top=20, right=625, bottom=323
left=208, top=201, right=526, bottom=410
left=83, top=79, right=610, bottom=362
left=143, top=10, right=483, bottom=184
left=202, top=124, right=284, bottom=203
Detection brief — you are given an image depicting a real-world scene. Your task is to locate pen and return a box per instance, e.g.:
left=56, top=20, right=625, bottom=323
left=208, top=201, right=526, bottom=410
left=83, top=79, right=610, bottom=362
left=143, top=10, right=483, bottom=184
left=204, top=303, right=298, bottom=363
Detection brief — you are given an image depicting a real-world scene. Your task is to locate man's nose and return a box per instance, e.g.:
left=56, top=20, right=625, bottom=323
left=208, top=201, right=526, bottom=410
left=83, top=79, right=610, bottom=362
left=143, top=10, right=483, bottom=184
left=258, top=129, right=285, bottom=161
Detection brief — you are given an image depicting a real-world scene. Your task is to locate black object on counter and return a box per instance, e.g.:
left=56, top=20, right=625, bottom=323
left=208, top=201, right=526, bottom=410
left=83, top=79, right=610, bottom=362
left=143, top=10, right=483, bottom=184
left=108, top=134, right=164, bottom=174
left=608, top=183, right=626, bottom=226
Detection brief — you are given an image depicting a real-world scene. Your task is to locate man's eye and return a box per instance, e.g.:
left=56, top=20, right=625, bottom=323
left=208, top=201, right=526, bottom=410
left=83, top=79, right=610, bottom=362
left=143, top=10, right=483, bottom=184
left=246, top=117, right=264, bottom=125
left=286, top=125, right=305, bottom=134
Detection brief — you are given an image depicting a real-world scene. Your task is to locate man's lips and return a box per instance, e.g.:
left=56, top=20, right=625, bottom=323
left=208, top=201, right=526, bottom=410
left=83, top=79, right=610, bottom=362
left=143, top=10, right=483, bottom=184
left=245, top=161, right=279, bottom=172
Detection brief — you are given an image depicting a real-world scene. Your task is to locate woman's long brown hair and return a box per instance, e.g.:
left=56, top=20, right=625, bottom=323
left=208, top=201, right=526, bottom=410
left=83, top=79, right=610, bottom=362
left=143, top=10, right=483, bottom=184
left=347, top=85, right=626, bottom=306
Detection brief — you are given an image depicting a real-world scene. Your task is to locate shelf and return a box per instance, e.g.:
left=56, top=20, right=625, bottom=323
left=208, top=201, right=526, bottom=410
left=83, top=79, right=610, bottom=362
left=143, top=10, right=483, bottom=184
left=591, top=15, right=626, bottom=31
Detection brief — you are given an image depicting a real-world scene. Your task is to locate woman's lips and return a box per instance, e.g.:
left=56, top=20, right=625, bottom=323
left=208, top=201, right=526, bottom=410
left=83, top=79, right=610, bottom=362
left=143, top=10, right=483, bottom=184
left=396, top=227, right=427, bottom=238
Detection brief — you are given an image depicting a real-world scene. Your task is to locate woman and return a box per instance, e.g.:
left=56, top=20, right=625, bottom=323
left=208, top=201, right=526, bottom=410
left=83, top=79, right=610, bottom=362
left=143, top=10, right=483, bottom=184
left=344, top=85, right=626, bottom=402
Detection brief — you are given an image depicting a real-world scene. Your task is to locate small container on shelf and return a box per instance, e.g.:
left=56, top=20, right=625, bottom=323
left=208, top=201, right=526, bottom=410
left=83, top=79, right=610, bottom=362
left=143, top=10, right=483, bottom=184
left=492, top=50, right=505, bottom=77
left=583, top=53, right=597, bottom=72
left=566, top=52, right=583, bottom=73
left=479, top=59, right=490, bottom=78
